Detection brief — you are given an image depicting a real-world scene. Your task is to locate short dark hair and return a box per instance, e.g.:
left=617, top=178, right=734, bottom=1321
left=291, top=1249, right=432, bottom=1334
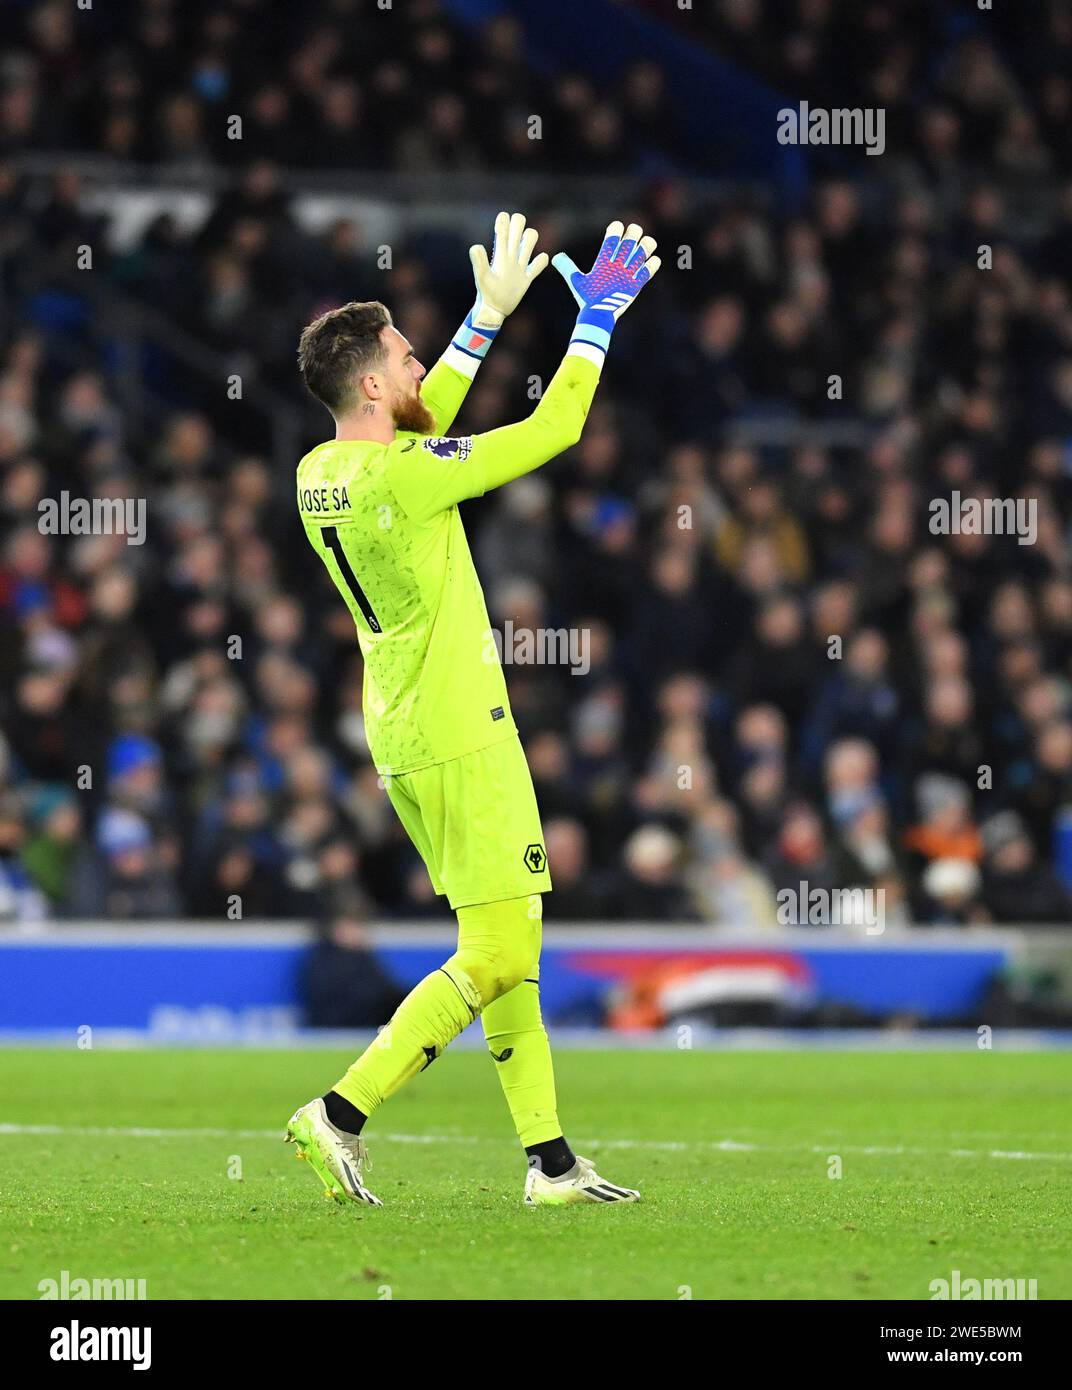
left=297, top=300, right=392, bottom=415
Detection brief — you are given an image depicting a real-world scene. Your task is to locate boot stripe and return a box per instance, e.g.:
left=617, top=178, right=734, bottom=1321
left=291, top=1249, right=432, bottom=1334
left=596, top=1182, right=635, bottom=1199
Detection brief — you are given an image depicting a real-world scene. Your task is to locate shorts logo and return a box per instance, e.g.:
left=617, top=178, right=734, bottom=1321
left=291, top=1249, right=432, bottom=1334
left=523, top=843, right=547, bottom=874
left=423, top=436, right=473, bottom=461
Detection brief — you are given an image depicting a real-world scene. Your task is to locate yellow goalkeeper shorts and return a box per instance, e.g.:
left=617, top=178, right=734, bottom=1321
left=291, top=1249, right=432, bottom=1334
left=383, top=734, right=552, bottom=910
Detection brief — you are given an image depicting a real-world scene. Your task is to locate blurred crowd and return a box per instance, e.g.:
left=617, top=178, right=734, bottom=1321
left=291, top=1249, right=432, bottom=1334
left=3, top=0, right=678, bottom=176
left=3, top=1, right=1072, bottom=928
left=676, top=0, right=1072, bottom=181
left=5, top=0, right=1072, bottom=179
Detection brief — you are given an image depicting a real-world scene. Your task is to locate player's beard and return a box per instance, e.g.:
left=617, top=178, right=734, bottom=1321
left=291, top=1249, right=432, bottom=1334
left=392, top=388, right=436, bottom=435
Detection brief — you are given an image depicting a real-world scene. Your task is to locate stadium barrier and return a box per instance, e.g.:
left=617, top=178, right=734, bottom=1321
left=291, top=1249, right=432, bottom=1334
left=3, top=924, right=1070, bottom=1039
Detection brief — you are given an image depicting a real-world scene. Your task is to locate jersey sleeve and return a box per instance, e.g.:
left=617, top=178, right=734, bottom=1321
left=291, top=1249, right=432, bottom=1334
left=385, top=352, right=602, bottom=524
left=417, top=355, right=473, bottom=435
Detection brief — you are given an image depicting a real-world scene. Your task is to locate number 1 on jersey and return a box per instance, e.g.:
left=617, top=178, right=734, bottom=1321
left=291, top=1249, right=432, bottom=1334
left=321, top=524, right=382, bottom=634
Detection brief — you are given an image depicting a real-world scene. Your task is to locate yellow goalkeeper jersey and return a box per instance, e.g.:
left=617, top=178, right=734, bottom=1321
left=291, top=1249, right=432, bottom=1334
left=296, top=349, right=599, bottom=774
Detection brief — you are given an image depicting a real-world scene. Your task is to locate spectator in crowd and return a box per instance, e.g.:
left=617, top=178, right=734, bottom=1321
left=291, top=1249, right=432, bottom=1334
left=67, top=808, right=183, bottom=919
left=688, top=798, right=778, bottom=927
left=0, top=792, right=49, bottom=923
left=607, top=825, right=700, bottom=922
left=765, top=802, right=840, bottom=923
left=542, top=817, right=612, bottom=922
left=980, top=811, right=1072, bottom=924
left=904, top=775, right=983, bottom=891
left=20, top=784, right=86, bottom=908
left=302, top=898, right=407, bottom=1029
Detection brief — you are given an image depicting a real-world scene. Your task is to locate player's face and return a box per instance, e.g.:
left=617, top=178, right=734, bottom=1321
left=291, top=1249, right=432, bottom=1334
left=382, top=327, right=434, bottom=433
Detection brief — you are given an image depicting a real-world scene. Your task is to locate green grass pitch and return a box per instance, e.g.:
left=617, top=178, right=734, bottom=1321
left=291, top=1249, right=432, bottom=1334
left=1, top=1047, right=1069, bottom=1300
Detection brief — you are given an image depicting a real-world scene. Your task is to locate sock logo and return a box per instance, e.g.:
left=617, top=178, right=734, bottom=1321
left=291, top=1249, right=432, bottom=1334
left=523, top=843, right=546, bottom=873
left=490, top=1047, right=514, bottom=1063
left=420, top=1045, right=439, bottom=1071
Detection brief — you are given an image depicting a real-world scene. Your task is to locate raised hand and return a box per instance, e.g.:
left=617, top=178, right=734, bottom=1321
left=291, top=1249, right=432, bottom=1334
left=469, top=211, right=550, bottom=330
left=552, top=220, right=660, bottom=336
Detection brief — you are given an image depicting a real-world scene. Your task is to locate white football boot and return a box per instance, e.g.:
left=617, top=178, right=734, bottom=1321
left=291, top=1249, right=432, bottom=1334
left=284, top=1098, right=382, bottom=1207
left=524, top=1154, right=640, bottom=1206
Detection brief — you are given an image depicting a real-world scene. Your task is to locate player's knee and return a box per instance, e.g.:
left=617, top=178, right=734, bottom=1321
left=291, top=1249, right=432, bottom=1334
left=454, top=896, right=541, bottom=1007
left=466, top=935, right=539, bottom=1006
left=499, top=945, right=536, bottom=998
left=468, top=947, right=527, bottom=1005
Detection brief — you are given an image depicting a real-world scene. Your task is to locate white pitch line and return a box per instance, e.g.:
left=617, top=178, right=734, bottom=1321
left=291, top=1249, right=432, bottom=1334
left=0, top=1122, right=278, bottom=1140
left=0, top=1122, right=485, bottom=1145
left=1, top=1122, right=1070, bottom=1163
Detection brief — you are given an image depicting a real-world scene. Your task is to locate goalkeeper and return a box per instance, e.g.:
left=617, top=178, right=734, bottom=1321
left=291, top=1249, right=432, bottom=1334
left=288, top=213, right=659, bottom=1207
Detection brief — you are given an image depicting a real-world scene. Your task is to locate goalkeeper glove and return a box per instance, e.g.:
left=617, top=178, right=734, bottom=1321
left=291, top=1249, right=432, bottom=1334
left=553, top=220, right=660, bottom=363
left=449, top=211, right=549, bottom=369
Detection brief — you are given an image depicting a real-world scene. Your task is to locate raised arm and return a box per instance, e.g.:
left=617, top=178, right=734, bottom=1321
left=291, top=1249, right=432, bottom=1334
left=419, top=211, right=549, bottom=435
left=387, top=220, right=659, bottom=523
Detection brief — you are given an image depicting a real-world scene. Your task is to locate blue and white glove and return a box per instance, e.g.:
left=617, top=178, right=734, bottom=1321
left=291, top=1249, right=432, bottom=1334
left=447, top=211, right=549, bottom=376
left=553, top=221, right=660, bottom=364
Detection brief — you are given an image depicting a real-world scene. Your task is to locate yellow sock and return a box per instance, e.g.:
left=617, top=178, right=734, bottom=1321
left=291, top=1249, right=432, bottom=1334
left=332, top=894, right=542, bottom=1121
left=482, top=970, right=563, bottom=1146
